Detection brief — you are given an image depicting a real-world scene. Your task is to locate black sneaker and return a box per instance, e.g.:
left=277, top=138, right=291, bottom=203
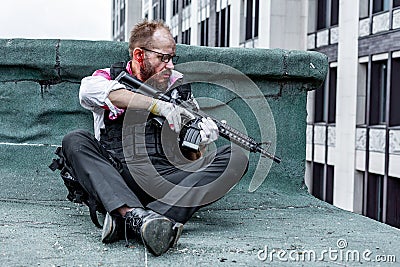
left=124, top=208, right=182, bottom=256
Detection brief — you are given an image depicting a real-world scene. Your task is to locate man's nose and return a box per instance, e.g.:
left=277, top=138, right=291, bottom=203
left=166, top=59, right=174, bottom=69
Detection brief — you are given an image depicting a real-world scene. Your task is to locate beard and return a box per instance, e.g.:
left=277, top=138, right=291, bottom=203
left=140, top=60, right=171, bottom=92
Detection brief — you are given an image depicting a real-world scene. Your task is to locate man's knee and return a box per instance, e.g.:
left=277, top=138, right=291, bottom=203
left=62, top=129, right=95, bottom=156
left=62, top=129, right=92, bottom=146
left=225, top=145, right=249, bottom=176
left=219, top=145, right=248, bottom=165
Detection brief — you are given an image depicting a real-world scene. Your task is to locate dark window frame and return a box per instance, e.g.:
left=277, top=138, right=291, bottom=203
left=365, top=173, right=384, bottom=222
left=120, top=5, right=125, bottom=27
left=314, top=81, right=326, bottom=123
left=325, top=165, right=335, bottom=204
left=153, top=3, right=159, bottom=20
left=216, top=5, right=230, bottom=47
left=312, top=163, right=325, bottom=201
left=328, top=67, right=337, bottom=123
left=386, top=176, right=400, bottom=228
left=373, top=0, right=391, bottom=13
left=330, top=0, right=339, bottom=26
left=160, top=0, right=166, bottom=21
left=200, top=18, right=209, bottom=46
left=182, top=0, right=191, bottom=8
left=317, top=0, right=328, bottom=30
left=359, top=0, right=370, bottom=19
left=245, top=0, right=259, bottom=41
left=314, top=66, right=337, bottom=124
left=315, top=0, right=340, bottom=31
left=181, top=28, right=191, bottom=45
left=390, top=58, right=400, bottom=126
left=172, top=0, right=179, bottom=16
left=370, top=60, right=388, bottom=125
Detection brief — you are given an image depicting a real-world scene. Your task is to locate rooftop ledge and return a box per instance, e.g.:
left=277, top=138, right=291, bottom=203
left=0, top=39, right=399, bottom=266
left=0, top=39, right=327, bottom=89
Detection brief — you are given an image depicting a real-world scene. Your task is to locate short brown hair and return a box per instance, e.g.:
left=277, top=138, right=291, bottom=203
left=129, top=19, right=172, bottom=57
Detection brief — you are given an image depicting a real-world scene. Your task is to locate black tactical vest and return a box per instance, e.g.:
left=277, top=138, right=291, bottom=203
left=100, top=62, right=192, bottom=163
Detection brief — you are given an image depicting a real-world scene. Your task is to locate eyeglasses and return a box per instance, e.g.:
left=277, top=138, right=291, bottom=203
left=141, top=47, right=179, bottom=64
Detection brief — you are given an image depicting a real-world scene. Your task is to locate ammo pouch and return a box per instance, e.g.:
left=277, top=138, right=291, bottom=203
left=49, top=147, right=106, bottom=228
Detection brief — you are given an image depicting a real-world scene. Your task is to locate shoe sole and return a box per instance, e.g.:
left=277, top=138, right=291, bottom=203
left=171, top=222, right=184, bottom=248
left=141, top=218, right=175, bottom=256
left=101, top=213, right=119, bottom=243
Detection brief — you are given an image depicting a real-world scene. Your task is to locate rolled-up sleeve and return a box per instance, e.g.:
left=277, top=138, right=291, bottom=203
left=79, top=76, right=125, bottom=111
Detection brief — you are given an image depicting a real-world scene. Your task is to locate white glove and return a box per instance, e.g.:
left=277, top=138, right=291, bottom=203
left=199, top=117, right=219, bottom=145
left=148, top=99, right=195, bottom=133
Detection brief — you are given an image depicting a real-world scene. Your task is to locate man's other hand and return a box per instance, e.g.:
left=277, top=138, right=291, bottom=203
left=199, top=117, right=219, bottom=145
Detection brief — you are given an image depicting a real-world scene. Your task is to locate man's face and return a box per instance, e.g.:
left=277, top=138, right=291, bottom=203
left=141, top=29, right=177, bottom=91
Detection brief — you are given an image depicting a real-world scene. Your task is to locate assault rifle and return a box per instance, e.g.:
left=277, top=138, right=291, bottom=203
left=115, top=71, right=281, bottom=164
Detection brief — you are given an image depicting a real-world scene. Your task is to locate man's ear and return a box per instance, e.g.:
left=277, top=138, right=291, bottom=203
left=133, top=48, right=144, bottom=63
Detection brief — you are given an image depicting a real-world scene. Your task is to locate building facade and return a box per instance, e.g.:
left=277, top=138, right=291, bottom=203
left=306, top=0, right=400, bottom=229
left=112, top=0, right=143, bottom=41
left=112, top=0, right=308, bottom=50
left=111, top=0, right=400, bottom=229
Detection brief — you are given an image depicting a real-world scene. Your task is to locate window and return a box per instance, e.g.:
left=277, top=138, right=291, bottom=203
left=181, top=28, right=191, bottom=45
left=316, top=0, right=340, bottom=30
left=216, top=6, right=230, bottom=47
left=254, top=0, right=259, bottom=38
left=360, top=0, right=370, bottom=18
left=314, top=66, right=336, bottom=123
left=330, top=0, right=339, bottom=26
left=120, top=4, right=125, bottom=27
left=390, top=58, right=400, bottom=126
left=245, top=0, right=259, bottom=41
left=394, top=0, right=400, bottom=8
left=311, top=163, right=334, bottom=203
left=314, top=81, right=326, bottom=123
left=312, top=163, right=325, bottom=200
left=365, top=173, right=384, bottom=222
left=317, top=0, right=328, bottom=30
left=386, top=176, right=400, bottom=228
left=325, top=165, right=334, bottom=204
left=112, top=0, right=115, bottom=35
left=370, top=60, right=387, bottom=125
left=172, top=0, right=179, bottom=16
left=182, top=0, right=191, bottom=8
left=308, top=0, right=317, bottom=33
left=363, top=175, right=400, bottom=229
left=153, top=3, right=159, bottom=20
left=200, top=19, right=209, bottom=46
left=328, top=67, right=337, bottom=123
left=160, top=0, right=166, bottom=21
left=373, top=0, right=390, bottom=13
left=357, top=63, right=368, bottom=125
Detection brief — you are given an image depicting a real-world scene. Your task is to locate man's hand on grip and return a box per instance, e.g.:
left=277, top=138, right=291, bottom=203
left=148, top=99, right=195, bottom=133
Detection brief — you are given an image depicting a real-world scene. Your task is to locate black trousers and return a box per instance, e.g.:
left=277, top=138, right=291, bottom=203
left=62, top=129, right=247, bottom=224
